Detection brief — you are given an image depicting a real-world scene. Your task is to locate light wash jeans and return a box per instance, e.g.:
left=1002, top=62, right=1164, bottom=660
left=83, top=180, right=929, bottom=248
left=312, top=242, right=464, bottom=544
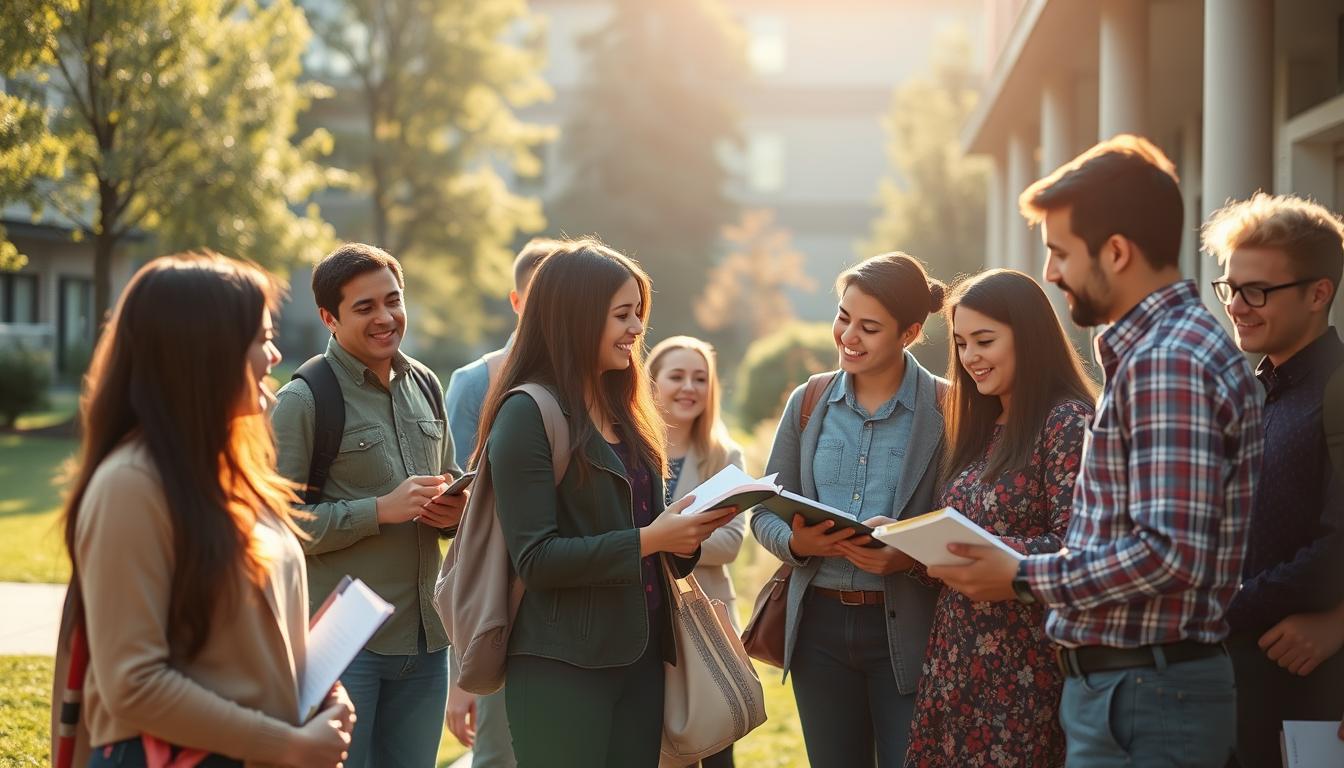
left=1060, top=651, right=1236, bottom=767
left=341, top=636, right=449, bottom=768
left=472, top=689, right=517, bottom=768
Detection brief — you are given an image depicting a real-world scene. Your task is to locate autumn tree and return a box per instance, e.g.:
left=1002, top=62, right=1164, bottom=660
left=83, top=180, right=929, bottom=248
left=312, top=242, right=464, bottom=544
left=0, top=0, right=339, bottom=325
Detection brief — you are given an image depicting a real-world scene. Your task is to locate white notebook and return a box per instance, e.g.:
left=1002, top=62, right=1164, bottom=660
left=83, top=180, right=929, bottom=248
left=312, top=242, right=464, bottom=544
left=300, top=577, right=394, bottom=721
left=678, top=464, right=780, bottom=516
left=1280, top=721, right=1344, bottom=768
left=871, top=507, right=1024, bottom=567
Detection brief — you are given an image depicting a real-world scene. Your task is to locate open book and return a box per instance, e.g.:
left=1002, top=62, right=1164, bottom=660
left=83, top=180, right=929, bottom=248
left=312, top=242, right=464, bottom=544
left=1281, top=721, right=1344, bottom=767
left=300, top=577, right=395, bottom=722
left=680, top=465, right=883, bottom=547
left=871, top=507, right=1025, bottom=566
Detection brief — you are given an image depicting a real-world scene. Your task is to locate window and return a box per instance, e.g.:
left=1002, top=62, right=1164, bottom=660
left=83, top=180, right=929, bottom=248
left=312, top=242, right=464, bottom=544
left=747, top=132, right=785, bottom=193
left=0, top=273, right=39, bottom=324
left=747, top=16, right=787, bottom=76
left=58, top=276, right=92, bottom=375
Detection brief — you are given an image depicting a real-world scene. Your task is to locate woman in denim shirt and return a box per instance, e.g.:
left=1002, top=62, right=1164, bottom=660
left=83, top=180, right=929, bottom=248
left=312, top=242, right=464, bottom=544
left=750, top=252, right=948, bottom=768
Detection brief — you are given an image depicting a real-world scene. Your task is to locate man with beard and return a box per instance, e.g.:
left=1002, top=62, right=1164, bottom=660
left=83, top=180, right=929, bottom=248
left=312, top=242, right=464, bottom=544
left=926, top=135, right=1264, bottom=768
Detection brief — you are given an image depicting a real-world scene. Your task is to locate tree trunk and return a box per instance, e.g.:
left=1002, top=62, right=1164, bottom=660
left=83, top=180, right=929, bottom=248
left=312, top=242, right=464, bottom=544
left=92, top=178, right=119, bottom=337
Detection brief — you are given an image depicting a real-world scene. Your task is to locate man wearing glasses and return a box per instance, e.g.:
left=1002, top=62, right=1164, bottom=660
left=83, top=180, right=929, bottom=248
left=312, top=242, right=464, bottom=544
left=1205, top=193, right=1344, bottom=768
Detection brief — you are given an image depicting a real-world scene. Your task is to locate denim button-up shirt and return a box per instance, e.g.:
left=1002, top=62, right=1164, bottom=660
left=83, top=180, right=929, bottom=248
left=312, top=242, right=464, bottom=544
left=811, top=365, right=917, bottom=591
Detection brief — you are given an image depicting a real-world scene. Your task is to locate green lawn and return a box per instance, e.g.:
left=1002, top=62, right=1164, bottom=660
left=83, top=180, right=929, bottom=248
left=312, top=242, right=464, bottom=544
left=0, top=656, right=51, bottom=768
left=0, top=433, right=76, bottom=583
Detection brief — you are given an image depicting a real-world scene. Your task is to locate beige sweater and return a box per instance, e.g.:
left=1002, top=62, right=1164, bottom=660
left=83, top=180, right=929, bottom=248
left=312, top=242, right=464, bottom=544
left=76, top=440, right=310, bottom=765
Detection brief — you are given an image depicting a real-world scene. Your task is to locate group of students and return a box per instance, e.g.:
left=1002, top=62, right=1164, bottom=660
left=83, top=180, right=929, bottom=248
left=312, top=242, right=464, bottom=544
left=55, top=130, right=1343, bottom=768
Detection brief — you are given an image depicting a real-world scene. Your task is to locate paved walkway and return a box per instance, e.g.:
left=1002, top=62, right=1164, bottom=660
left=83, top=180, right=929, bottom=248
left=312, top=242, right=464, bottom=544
left=0, top=581, right=66, bottom=655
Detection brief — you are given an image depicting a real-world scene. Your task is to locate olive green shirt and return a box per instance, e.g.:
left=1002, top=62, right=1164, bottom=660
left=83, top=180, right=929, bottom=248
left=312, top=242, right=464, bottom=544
left=271, top=337, right=459, bottom=655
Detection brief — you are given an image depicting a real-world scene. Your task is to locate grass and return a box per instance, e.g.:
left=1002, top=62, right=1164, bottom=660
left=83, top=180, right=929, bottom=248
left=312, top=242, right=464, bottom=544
left=0, top=433, right=76, bottom=583
left=0, top=656, right=52, bottom=768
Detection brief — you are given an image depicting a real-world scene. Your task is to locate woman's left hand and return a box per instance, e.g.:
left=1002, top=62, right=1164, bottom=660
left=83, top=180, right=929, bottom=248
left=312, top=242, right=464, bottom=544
left=322, top=682, right=356, bottom=734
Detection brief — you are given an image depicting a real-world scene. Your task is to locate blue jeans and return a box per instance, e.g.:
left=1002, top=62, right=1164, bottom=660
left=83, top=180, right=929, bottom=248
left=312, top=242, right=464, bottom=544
left=341, top=637, right=449, bottom=768
left=790, top=590, right=916, bottom=768
left=1060, top=652, right=1236, bottom=767
left=87, top=738, right=241, bottom=767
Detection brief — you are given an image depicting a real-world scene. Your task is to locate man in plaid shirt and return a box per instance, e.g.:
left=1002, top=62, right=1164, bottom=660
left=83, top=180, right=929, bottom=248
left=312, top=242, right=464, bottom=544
left=931, top=135, right=1264, bottom=767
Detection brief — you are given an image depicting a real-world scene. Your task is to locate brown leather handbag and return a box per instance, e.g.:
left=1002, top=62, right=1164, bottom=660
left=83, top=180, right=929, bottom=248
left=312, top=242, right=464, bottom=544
left=739, top=371, right=836, bottom=668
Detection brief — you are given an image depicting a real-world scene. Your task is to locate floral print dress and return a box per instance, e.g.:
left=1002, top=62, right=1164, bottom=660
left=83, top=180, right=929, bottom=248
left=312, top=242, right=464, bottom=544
left=904, top=399, right=1091, bottom=768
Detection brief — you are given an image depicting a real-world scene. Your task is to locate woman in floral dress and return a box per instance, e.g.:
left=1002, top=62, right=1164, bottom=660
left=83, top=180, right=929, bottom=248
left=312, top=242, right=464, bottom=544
left=905, top=270, right=1096, bottom=768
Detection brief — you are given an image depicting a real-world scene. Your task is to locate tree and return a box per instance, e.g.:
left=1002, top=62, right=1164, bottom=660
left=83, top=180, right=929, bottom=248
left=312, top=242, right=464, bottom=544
left=301, top=0, right=553, bottom=343
left=548, top=0, right=745, bottom=338
left=733, top=321, right=834, bottom=430
left=861, top=27, right=987, bottom=374
left=0, top=0, right=339, bottom=326
left=695, top=208, right=815, bottom=371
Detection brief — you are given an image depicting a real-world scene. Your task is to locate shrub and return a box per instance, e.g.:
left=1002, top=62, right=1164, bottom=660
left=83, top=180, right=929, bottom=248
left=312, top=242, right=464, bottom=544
left=733, top=322, right=835, bottom=430
left=0, top=344, right=51, bottom=428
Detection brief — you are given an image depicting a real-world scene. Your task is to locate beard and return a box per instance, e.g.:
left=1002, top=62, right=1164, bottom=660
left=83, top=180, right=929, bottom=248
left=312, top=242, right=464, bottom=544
left=1055, top=265, right=1109, bottom=328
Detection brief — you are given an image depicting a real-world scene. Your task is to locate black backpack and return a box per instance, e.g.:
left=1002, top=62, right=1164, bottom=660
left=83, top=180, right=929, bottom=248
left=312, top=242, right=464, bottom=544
left=291, top=354, right=446, bottom=504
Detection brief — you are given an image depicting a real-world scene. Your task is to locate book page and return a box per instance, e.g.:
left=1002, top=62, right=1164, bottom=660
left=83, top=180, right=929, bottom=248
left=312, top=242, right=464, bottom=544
left=299, top=579, right=394, bottom=721
left=873, top=508, right=1023, bottom=566
left=681, top=465, right=779, bottom=515
left=1281, top=721, right=1344, bottom=767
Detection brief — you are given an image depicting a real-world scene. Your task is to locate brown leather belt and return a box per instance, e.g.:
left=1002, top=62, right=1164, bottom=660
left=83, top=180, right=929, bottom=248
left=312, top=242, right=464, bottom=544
left=1055, top=640, right=1226, bottom=677
left=811, top=587, right=884, bottom=606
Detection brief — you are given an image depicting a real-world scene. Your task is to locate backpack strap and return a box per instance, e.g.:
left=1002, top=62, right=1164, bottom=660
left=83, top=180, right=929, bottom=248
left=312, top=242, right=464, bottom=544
left=1324, top=363, right=1344, bottom=478
left=510, top=383, right=572, bottom=484
left=407, top=361, right=446, bottom=424
left=292, top=355, right=344, bottom=505
left=799, top=371, right=839, bottom=432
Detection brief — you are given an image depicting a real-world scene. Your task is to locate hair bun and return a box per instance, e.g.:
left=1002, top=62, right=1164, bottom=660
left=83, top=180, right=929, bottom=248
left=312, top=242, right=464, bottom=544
left=927, top=279, right=947, bottom=313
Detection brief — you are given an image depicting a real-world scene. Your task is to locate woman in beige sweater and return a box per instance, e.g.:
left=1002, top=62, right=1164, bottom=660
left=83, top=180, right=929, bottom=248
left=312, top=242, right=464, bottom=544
left=60, top=253, right=353, bottom=767
left=648, top=336, right=747, bottom=768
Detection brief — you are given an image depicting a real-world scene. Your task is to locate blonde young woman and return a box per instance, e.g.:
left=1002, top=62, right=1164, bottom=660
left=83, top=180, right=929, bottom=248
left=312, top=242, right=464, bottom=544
left=648, top=337, right=746, bottom=768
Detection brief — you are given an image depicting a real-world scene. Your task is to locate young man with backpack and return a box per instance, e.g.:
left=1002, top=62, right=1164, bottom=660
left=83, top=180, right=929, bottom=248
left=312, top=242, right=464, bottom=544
left=272, top=243, right=466, bottom=768
left=1202, top=194, right=1344, bottom=767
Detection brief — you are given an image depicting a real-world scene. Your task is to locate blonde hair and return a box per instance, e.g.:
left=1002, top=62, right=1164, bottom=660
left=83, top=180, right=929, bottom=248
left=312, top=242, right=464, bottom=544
left=648, top=336, right=739, bottom=481
left=1202, top=193, right=1344, bottom=306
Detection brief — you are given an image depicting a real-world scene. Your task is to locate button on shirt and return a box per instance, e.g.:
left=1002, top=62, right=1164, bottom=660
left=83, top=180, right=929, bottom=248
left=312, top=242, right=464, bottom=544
left=1226, top=327, right=1344, bottom=632
left=811, top=365, right=917, bottom=592
left=1023, top=281, right=1264, bottom=648
left=271, top=337, right=458, bottom=655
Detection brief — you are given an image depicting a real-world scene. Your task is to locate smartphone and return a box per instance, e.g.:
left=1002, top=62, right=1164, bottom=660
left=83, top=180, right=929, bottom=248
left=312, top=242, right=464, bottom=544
left=429, top=471, right=476, bottom=504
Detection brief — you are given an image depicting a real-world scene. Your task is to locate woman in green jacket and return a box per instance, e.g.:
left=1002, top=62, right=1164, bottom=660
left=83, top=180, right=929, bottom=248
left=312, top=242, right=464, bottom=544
left=472, top=239, right=738, bottom=768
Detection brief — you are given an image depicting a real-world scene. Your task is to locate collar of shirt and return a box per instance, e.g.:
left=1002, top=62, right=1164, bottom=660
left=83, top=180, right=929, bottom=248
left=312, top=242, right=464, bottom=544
left=1096, top=280, right=1201, bottom=379
left=326, top=336, right=411, bottom=388
left=1256, top=326, right=1344, bottom=395
left=830, top=350, right=918, bottom=421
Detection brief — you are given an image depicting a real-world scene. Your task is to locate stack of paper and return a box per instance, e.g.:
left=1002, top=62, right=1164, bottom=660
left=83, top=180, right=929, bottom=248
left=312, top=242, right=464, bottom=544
left=1281, top=721, right=1344, bottom=767
left=871, top=507, right=1024, bottom=566
left=300, top=577, right=395, bottom=721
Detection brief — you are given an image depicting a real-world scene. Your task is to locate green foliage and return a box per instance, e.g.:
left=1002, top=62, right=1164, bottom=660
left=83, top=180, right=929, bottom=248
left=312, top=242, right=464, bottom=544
left=0, top=655, right=53, bottom=766
left=734, top=322, right=835, bottom=430
left=0, top=346, right=50, bottom=429
left=0, top=0, right=341, bottom=318
left=548, top=0, right=746, bottom=338
left=861, top=27, right=987, bottom=283
left=302, top=0, right=553, bottom=344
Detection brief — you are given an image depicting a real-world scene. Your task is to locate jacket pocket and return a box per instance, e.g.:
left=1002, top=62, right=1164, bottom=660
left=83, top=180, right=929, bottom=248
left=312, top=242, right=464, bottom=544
left=417, top=418, right=445, bottom=474
left=333, top=424, right=394, bottom=489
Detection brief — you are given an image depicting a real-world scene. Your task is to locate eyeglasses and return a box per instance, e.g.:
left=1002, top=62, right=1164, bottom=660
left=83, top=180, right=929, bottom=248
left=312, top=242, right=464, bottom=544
left=1210, top=278, right=1316, bottom=307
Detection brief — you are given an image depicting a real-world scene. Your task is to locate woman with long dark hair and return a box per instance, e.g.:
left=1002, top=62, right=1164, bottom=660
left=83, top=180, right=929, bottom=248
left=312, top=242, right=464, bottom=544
left=62, top=252, right=352, bottom=767
left=905, top=269, right=1095, bottom=768
left=474, top=239, right=737, bottom=768
left=750, top=252, right=948, bottom=768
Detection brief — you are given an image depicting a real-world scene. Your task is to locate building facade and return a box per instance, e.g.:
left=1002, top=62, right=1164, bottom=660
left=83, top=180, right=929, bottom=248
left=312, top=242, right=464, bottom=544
left=968, top=0, right=1344, bottom=329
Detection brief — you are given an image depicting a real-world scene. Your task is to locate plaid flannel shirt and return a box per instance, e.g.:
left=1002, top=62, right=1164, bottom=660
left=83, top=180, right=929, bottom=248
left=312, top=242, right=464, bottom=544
left=1023, top=280, right=1264, bottom=648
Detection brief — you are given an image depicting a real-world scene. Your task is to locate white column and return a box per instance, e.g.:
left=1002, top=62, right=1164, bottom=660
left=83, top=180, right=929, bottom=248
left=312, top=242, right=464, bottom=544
left=1179, top=115, right=1202, bottom=281
left=1005, top=130, right=1034, bottom=274
left=1040, top=78, right=1075, bottom=174
left=985, top=153, right=1005, bottom=270
left=1099, top=0, right=1149, bottom=138
left=1202, top=0, right=1273, bottom=312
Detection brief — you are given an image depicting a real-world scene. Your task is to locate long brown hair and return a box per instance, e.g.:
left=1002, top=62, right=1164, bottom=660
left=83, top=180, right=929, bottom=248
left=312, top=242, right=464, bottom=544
left=942, top=269, right=1096, bottom=482
left=474, top=238, right=667, bottom=477
left=648, top=336, right=739, bottom=480
left=62, top=252, right=300, bottom=659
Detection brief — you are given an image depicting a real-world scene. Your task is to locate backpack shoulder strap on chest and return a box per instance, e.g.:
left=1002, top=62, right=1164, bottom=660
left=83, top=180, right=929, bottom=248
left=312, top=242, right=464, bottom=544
left=292, top=355, right=344, bottom=505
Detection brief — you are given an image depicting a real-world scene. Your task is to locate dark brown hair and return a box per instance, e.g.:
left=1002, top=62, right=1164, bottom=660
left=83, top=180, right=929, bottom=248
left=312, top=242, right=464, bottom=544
left=474, top=238, right=667, bottom=477
left=513, top=237, right=562, bottom=294
left=942, top=269, right=1097, bottom=483
left=836, top=252, right=946, bottom=342
left=63, top=252, right=301, bottom=659
left=1203, top=192, right=1344, bottom=309
left=1019, top=134, right=1184, bottom=271
left=312, top=242, right=405, bottom=318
